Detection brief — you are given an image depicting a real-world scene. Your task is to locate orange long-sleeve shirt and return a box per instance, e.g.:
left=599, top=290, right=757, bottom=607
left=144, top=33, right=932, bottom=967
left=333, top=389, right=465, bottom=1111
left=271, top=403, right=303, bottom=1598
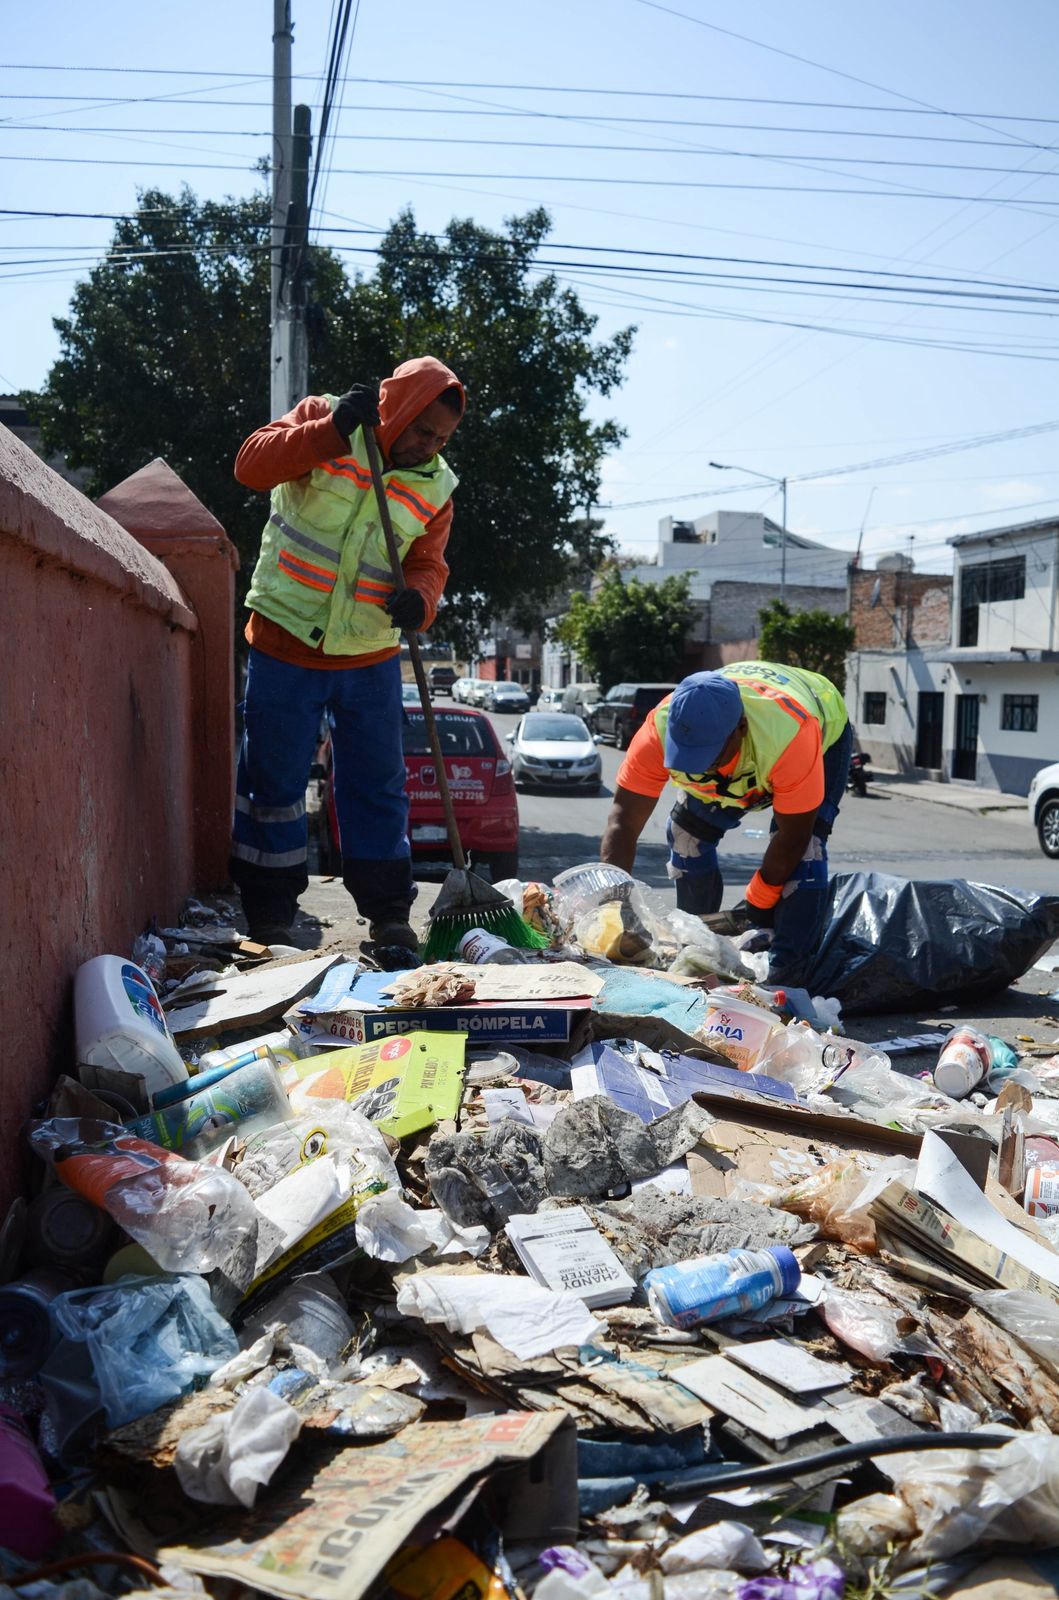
left=236, top=385, right=456, bottom=671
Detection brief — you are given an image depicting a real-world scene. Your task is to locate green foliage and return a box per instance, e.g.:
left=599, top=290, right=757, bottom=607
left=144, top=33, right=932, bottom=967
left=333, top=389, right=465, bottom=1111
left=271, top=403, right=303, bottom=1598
left=27, top=187, right=362, bottom=608
left=28, top=192, right=633, bottom=655
left=757, top=599, right=855, bottom=690
left=554, top=566, right=695, bottom=690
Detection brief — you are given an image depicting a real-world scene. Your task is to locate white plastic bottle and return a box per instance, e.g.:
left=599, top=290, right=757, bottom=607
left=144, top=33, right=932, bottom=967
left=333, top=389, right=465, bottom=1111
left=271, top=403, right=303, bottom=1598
left=75, top=955, right=187, bottom=1097
left=456, top=927, right=538, bottom=965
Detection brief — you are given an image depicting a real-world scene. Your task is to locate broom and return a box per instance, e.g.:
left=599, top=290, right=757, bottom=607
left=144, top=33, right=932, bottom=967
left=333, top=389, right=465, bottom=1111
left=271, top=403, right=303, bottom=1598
left=363, top=425, right=548, bottom=962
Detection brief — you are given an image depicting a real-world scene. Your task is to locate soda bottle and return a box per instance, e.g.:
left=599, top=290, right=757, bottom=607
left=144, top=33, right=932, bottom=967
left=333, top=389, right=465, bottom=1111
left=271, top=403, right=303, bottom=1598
left=27, top=1117, right=259, bottom=1275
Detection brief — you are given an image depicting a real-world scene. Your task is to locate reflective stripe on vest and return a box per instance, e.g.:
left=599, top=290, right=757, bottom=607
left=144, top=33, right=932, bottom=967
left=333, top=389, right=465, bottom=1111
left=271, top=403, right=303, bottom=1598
left=653, top=661, right=848, bottom=812
left=245, top=404, right=457, bottom=656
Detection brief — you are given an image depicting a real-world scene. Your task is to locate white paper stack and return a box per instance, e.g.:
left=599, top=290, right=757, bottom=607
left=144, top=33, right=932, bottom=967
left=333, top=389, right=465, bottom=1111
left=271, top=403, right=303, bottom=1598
left=505, top=1207, right=636, bottom=1309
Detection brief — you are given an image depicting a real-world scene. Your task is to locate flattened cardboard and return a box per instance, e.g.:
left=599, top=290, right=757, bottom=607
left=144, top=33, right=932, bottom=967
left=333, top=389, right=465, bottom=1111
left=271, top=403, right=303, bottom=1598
left=670, top=1355, right=830, bottom=1441
left=168, top=952, right=344, bottom=1038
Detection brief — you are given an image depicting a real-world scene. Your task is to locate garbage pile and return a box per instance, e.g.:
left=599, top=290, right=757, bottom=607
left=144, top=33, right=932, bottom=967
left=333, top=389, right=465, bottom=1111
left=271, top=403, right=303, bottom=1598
left=5, top=866, right=1059, bottom=1600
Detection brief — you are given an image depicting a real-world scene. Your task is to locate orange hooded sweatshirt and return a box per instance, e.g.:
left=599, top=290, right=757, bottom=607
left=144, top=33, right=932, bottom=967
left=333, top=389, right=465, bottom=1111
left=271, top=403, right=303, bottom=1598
left=235, top=356, right=465, bottom=670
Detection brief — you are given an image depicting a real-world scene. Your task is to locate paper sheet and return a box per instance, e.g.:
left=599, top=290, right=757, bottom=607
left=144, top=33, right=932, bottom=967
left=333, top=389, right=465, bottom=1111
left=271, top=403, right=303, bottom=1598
left=384, top=962, right=604, bottom=1001
left=915, top=1128, right=1059, bottom=1291
left=396, top=1271, right=603, bottom=1360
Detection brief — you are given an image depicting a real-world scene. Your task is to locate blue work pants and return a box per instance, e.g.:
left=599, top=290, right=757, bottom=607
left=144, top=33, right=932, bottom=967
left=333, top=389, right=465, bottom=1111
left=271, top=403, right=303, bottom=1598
left=230, top=648, right=413, bottom=928
left=666, top=723, right=854, bottom=986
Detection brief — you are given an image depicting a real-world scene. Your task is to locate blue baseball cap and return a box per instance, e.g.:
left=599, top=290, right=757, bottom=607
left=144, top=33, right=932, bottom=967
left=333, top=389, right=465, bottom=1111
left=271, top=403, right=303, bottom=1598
left=663, top=672, right=743, bottom=771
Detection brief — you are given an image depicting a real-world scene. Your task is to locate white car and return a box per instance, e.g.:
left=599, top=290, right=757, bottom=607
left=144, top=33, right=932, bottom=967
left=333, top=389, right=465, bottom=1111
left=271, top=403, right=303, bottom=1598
left=1028, top=762, right=1059, bottom=858
left=452, top=677, right=481, bottom=704
left=509, top=712, right=602, bottom=793
left=536, top=686, right=564, bottom=710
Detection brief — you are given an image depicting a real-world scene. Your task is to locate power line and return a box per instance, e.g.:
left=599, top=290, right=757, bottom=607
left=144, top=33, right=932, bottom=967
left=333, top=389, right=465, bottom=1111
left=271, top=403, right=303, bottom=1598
left=3, top=67, right=1059, bottom=125
left=8, top=152, right=1059, bottom=209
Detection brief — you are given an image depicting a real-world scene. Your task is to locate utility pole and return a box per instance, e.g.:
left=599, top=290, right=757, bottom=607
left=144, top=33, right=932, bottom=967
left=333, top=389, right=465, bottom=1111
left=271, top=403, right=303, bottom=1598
left=270, top=0, right=293, bottom=418
left=710, top=460, right=789, bottom=603
left=271, top=4, right=312, bottom=415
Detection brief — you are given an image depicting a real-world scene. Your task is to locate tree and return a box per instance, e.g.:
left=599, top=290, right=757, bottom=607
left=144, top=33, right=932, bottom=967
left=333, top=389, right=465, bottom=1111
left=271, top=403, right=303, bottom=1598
left=757, top=600, right=855, bottom=690
left=553, top=567, right=695, bottom=690
left=27, top=188, right=364, bottom=607
left=29, top=192, right=634, bottom=656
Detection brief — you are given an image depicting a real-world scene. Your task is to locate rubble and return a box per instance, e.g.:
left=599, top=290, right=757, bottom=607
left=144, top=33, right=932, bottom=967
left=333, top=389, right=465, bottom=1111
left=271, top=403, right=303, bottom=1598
left=4, top=870, right=1059, bottom=1599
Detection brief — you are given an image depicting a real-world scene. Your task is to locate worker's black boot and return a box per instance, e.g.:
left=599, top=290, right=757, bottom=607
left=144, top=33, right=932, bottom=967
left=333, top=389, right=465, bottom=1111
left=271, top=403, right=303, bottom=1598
left=231, top=861, right=305, bottom=947
left=343, top=857, right=420, bottom=966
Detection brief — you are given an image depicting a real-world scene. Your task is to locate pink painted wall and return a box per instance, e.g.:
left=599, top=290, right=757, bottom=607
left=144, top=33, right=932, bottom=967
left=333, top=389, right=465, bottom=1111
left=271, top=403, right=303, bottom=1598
left=0, top=430, right=198, bottom=1210
left=97, top=459, right=240, bottom=891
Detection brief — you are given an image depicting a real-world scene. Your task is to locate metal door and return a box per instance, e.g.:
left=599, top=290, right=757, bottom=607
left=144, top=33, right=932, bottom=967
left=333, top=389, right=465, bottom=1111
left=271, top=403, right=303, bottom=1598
left=952, top=694, right=979, bottom=781
left=915, top=692, right=944, bottom=769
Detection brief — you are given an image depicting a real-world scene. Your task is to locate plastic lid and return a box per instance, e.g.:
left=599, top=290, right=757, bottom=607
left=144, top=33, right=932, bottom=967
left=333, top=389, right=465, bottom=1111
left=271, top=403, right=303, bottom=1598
left=767, top=1245, right=802, bottom=1298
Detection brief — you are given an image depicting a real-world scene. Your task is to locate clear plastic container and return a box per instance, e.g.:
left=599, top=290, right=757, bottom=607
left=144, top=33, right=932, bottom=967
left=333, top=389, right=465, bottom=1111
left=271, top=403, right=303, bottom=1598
left=125, top=1059, right=291, bottom=1156
left=552, top=862, right=635, bottom=917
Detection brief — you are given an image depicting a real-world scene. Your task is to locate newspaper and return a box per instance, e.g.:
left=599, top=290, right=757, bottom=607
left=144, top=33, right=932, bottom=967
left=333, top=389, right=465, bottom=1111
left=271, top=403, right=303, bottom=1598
left=158, top=1412, right=573, bottom=1600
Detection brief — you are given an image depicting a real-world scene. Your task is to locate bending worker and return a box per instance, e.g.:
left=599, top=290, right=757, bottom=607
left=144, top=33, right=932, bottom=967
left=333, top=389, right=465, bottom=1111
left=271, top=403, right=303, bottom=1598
left=600, top=661, right=852, bottom=983
left=230, top=356, right=464, bottom=951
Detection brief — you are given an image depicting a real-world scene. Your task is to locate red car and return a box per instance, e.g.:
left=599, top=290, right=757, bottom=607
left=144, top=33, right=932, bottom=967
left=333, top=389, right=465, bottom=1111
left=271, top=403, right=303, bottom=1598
left=316, top=707, right=520, bottom=880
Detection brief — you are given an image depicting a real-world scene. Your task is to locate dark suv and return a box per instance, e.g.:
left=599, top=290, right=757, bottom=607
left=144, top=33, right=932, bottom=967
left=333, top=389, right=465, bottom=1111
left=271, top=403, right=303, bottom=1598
left=591, top=682, right=676, bottom=749
left=427, top=664, right=458, bottom=697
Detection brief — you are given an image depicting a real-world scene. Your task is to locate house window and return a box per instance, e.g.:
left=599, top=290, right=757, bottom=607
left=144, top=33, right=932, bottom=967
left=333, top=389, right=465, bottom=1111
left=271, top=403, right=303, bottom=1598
left=959, top=555, right=1026, bottom=647
left=1001, top=693, right=1038, bottom=732
left=862, top=691, right=887, bottom=725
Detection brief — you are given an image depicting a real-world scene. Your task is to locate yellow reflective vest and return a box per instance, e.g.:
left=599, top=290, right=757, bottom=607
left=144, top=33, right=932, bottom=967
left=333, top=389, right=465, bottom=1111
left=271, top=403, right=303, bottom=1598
left=654, top=660, right=848, bottom=812
left=245, top=401, right=457, bottom=656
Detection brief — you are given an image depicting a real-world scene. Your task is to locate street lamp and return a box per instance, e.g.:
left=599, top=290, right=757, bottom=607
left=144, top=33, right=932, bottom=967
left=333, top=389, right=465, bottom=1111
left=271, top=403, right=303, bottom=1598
left=709, top=461, right=789, bottom=603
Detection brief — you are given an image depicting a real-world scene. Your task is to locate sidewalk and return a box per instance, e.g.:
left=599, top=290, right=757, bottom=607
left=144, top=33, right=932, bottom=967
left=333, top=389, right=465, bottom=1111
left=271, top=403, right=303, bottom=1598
left=870, top=769, right=1026, bottom=814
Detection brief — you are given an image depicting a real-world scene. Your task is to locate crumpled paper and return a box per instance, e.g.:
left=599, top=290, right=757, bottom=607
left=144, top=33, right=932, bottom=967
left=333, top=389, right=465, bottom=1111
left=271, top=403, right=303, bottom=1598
left=426, top=1094, right=714, bottom=1230
left=395, top=1271, right=603, bottom=1361
left=174, top=1387, right=302, bottom=1508
left=356, top=1190, right=490, bottom=1262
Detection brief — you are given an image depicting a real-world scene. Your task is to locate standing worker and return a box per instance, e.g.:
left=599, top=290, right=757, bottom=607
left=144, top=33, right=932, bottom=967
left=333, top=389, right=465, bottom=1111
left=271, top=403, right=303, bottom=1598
left=599, top=661, right=852, bottom=984
left=230, top=356, right=465, bottom=951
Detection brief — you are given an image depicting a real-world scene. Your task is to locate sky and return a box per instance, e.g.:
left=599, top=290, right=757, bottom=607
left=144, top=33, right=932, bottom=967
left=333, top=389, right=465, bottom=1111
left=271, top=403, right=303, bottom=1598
left=4, top=0, right=1059, bottom=576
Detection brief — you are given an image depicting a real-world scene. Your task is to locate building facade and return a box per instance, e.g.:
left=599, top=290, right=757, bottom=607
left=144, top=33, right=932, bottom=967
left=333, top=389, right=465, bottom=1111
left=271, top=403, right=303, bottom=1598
left=847, top=519, right=1059, bottom=794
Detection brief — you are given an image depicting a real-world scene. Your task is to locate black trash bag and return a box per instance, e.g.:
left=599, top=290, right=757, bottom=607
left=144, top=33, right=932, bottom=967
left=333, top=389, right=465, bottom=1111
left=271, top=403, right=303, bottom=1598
left=806, top=871, right=1059, bottom=1014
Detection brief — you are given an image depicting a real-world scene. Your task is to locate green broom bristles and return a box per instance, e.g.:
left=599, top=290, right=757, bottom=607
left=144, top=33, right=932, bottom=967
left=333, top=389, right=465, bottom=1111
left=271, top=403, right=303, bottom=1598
left=422, top=869, right=550, bottom=963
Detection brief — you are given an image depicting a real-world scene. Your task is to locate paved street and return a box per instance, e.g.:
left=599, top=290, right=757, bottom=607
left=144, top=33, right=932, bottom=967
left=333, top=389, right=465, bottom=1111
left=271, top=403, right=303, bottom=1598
left=483, top=708, right=1058, bottom=905
left=297, top=703, right=1059, bottom=1062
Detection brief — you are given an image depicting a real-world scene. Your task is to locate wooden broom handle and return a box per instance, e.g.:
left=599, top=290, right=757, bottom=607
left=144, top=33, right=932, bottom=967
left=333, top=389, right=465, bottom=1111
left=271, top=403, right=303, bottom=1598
left=362, top=426, right=468, bottom=873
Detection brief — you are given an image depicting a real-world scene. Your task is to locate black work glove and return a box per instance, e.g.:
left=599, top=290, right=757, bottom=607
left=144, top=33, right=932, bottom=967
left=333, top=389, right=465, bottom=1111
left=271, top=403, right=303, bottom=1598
left=385, top=588, right=427, bottom=632
left=332, top=384, right=380, bottom=443
left=729, top=897, right=776, bottom=931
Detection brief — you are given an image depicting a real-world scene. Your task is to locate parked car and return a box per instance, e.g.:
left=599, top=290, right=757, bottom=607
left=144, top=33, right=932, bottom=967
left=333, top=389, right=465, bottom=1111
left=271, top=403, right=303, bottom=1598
left=591, top=682, right=677, bottom=749
left=509, top=712, right=601, bottom=793
left=562, top=681, right=600, bottom=720
left=315, top=707, right=519, bottom=879
left=401, top=681, right=423, bottom=706
left=485, top=681, right=531, bottom=714
left=427, top=664, right=458, bottom=696
left=451, top=676, right=479, bottom=703
left=1028, top=762, right=1059, bottom=858
left=536, top=686, right=564, bottom=710
left=468, top=679, right=494, bottom=707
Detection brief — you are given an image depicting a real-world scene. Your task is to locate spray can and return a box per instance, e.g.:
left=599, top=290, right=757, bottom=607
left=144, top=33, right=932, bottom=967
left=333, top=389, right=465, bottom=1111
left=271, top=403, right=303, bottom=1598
left=644, top=1246, right=801, bottom=1330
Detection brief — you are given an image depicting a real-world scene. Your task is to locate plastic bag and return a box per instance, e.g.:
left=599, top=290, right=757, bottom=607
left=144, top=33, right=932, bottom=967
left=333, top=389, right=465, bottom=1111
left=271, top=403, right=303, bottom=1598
left=737, top=1561, right=844, bottom=1600
left=973, top=1289, right=1059, bottom=1376
left=819, top=1285, right=904, bottom=1362
left=232, top=1104, right=400, bottom=1200
left=50, top=1274, right=238, bottom=1427
left=665, top=913, right=761, bottom=983
left=755, top=1023, right=891, bottom=1098
left=778, top=1157, right=916, bottom=1253
left=890, top=1431, right=1059, bottom=1559
left=806, top=872, right=1059, bottom=1013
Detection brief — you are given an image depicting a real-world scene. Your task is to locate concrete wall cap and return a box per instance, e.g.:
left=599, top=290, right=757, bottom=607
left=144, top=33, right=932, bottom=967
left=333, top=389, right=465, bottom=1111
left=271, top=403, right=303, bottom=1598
left=0, top=429, right=196, bottom=631
left=96, top=457, right=239, bottom=569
